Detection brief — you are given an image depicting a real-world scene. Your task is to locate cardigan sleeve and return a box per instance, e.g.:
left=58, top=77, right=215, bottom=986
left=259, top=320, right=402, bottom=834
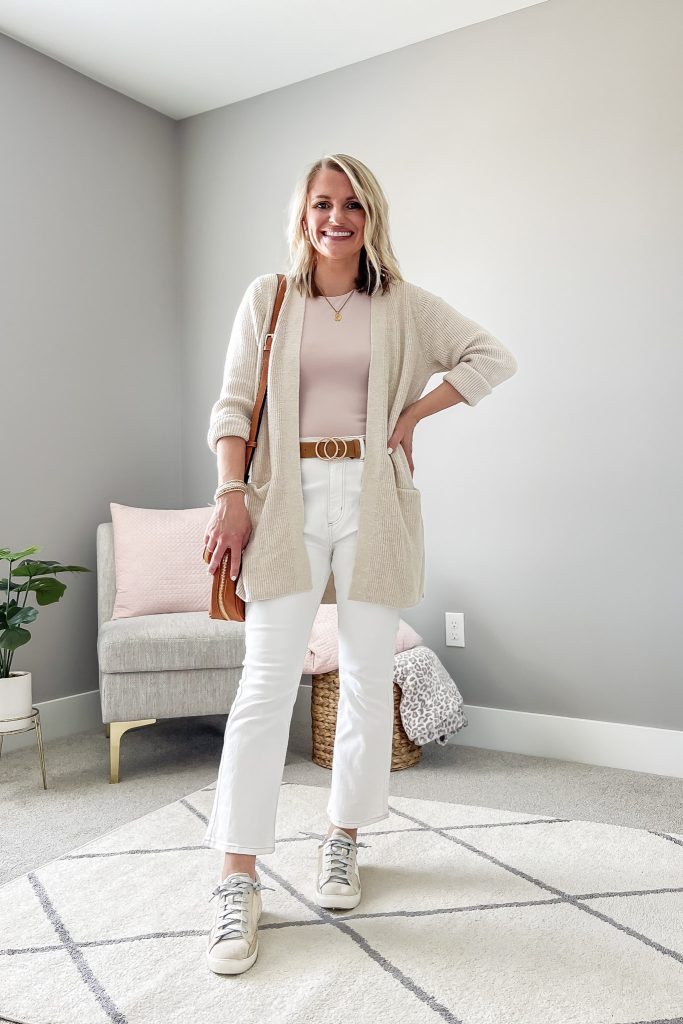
left=418, top=287, right=518, bottom=406
left=207, top=277, right=265, bottom=454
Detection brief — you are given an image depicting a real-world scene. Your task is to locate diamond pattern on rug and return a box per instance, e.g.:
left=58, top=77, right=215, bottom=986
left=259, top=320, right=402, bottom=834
left=0, top=782, right=682, bottom=1024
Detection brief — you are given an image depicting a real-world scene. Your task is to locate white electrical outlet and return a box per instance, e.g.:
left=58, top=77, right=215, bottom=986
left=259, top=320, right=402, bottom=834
left=445, top=612, right=465, bottom=647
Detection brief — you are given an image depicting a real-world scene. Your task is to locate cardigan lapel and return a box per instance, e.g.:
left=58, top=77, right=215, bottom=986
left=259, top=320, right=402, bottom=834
left=268, top=278, right=305, bottom=496
left=365, top=285, right=389, bottom=479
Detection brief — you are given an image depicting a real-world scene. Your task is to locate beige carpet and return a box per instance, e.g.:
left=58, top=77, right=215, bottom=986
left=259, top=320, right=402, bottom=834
left=1, top=781, right=682, bottom=1024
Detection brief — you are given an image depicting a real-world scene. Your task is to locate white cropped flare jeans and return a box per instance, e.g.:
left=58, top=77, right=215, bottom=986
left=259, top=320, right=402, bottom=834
left=202, top=434, right=401, bottom=855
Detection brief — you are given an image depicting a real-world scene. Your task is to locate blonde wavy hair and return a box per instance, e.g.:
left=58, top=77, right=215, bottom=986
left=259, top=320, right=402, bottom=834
left=285, top=154, right=403, bottom=297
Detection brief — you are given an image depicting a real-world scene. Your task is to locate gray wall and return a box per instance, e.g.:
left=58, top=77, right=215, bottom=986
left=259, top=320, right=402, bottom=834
left=3, top=0, right=681, bottom=730
left=180, top=0, right=683, bottom=729
left=1, top=34, right=181, bottom=702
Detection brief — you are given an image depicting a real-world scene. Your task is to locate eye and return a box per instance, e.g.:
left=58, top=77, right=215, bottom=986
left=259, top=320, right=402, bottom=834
left=313, top=201, right=363, bottom=209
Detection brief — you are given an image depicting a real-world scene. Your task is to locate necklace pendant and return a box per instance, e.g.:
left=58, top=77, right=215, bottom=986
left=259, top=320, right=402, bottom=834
left=335, top=312, right=342, bottom=321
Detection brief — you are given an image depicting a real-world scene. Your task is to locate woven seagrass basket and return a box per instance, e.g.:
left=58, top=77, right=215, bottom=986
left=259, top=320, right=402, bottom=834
left=310, top=669, right=422, bottom=770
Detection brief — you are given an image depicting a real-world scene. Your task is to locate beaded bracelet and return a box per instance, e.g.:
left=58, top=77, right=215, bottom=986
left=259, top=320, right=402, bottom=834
left=214, top=480, right=248, bottom=502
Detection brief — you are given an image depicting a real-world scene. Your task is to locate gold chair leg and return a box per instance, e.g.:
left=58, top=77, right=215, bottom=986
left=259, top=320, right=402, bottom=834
left=109, top=719, right=156, bottom=783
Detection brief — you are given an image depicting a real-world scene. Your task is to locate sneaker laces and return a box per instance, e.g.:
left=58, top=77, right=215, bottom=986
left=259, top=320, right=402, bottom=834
left=299, top=830, right=372, bottom=886
left=208, top=876, right=275, bottom=942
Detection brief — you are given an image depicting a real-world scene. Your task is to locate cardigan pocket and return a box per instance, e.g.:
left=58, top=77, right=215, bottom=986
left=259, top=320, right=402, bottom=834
left=389, top=443, right=418, bottom=491
left=394, top=485, right=425, bottom=602
left=243, top=479, right=271, bottom=541
left=395, top=485, right=423, bottom=529
left=395, top=486, right=424, bottom=551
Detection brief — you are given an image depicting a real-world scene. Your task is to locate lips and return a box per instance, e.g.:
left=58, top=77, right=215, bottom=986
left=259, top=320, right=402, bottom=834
left=322, top=230, right=353, bottom=237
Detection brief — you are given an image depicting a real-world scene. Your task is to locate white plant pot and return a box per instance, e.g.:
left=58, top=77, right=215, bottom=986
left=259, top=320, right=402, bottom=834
left=0, top=670, right=34, bottom=733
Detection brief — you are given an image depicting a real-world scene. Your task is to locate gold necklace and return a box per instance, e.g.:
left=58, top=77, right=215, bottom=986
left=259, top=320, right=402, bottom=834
left=318, top=286, right=355, bottom=322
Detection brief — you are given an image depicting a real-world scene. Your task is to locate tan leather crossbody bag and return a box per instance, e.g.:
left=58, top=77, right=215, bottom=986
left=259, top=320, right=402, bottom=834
left=203, top=273, right=288, bottom=620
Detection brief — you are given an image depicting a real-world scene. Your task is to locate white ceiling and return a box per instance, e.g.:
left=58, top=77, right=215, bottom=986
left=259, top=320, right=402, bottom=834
left=0, top=0, right=548, bottom=120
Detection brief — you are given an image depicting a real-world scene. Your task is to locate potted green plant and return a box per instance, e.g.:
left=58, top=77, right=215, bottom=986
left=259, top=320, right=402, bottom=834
left=0, top=547, right=91, bottom=733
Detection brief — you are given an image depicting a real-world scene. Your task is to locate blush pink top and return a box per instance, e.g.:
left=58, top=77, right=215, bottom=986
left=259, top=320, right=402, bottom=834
left=299, top=289, right=371, bottom=439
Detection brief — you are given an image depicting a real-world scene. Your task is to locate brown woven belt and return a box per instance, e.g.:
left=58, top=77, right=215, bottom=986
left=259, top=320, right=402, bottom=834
left=299, top=437, right=365, bottom=460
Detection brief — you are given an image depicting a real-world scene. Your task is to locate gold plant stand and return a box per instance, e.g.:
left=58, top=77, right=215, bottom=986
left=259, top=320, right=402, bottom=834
left=0, top=707, right=47, bottom=789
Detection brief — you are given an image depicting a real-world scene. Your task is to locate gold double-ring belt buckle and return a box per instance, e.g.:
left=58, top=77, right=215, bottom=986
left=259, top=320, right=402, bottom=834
left=314, top=437, right=349, bottom=460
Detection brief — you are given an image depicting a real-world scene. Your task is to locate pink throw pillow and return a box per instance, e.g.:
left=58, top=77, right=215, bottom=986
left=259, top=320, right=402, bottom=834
left=110, top=503, right=213, bottom=619
left=302, top=604, right=423, bottom=675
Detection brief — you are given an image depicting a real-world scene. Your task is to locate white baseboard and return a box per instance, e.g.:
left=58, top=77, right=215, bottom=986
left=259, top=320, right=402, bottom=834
left=448, top=703, right=683, bottom=780
left=2, top=687, right=681, bottom=780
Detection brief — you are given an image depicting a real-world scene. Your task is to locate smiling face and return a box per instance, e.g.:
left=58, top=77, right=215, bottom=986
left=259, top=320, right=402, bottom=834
left=303, top=167, right=366, bottom=268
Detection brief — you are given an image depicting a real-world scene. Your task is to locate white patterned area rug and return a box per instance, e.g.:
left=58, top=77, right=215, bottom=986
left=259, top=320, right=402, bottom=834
left=1, top=781, right=683, bottom=1024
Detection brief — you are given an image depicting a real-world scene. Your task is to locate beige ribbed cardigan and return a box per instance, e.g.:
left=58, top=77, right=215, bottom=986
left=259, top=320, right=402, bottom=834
left=207, top=272, right=517, bottom=608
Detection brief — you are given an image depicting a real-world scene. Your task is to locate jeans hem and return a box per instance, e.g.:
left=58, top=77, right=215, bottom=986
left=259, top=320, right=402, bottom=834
left=326, top=808, right=390, bottom=828
left=202, top=836, right=275, bottom=855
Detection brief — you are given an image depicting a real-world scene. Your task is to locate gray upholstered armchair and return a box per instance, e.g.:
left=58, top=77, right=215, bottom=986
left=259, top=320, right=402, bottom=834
left=96, top=522, right=246, bottom=783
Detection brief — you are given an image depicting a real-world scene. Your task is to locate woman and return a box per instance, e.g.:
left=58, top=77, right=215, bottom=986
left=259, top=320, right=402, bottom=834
left=202, top=154, right=518, bottom=975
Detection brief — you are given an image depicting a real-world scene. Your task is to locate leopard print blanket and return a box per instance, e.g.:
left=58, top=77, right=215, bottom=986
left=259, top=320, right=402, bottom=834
left=394, top=645, right=468, bottom=746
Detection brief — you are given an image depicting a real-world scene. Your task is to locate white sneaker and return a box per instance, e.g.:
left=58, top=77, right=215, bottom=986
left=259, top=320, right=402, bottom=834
left=300, top=828, right=372, bottom=910
left=206, top=871, right=275, bottom=974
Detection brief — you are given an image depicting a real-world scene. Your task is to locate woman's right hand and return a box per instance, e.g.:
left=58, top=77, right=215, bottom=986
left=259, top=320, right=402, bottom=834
left=204, top=492, right=252, bottom=580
